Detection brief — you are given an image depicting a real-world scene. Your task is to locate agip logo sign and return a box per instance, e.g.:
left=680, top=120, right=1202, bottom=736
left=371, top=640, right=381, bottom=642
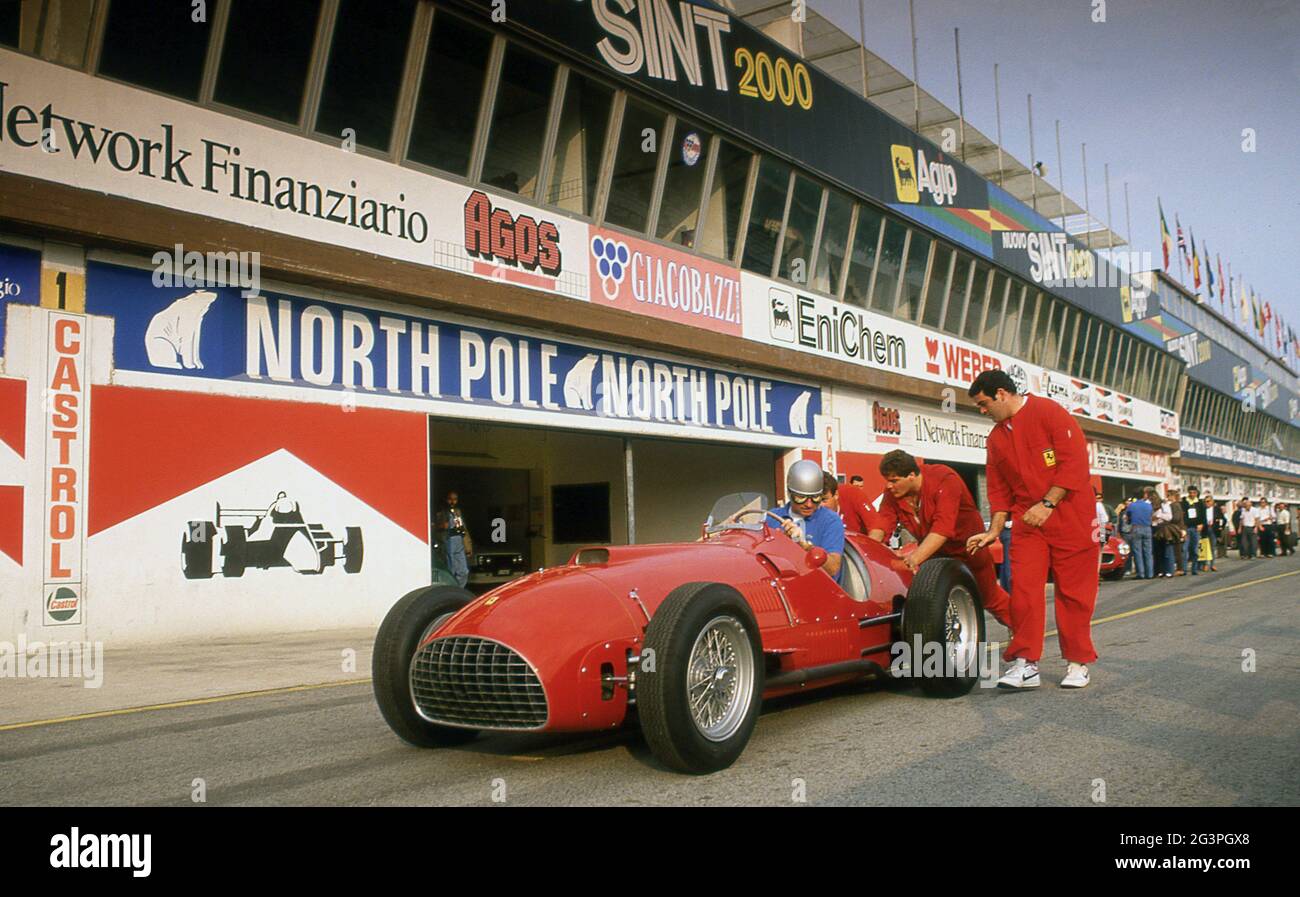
left=891, top=145, right=958, bottom=206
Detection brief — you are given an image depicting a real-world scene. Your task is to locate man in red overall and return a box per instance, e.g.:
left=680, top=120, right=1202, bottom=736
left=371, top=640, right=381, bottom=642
left=965, top=370, right=1099, bottom=689
left=867, top=450, right=1011, bottom=629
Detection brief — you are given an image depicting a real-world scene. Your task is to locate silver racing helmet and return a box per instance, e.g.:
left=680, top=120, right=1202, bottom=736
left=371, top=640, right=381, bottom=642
left=786, top=459, right=825, bottom=499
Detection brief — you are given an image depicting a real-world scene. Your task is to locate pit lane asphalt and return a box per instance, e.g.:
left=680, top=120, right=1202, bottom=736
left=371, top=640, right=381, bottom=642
left=3, top=555, right=1297, bottom=806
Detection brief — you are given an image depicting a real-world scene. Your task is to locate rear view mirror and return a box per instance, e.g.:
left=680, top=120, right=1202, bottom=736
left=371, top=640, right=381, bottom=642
left=807, top=547, right=828, bottom=569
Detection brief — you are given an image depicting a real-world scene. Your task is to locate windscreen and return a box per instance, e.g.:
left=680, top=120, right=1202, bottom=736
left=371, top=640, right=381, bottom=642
left=705, top=493, right=771, bottom=533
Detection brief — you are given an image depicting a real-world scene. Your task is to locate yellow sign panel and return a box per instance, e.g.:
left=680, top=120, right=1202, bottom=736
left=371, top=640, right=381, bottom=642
left=40, top=266, right=86, bottom=313
left=891, top=145, right=919, bottom=203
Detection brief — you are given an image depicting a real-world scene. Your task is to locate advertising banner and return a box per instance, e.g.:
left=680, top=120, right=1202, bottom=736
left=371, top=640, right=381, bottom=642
left=743, top=272, right=1177, bottom=439
left=1179, top=429, right=1300, bottom=477
left=586, top=227, right=742, bottom=335
left=87, top=261, right=820, bottom=446
left=0, top=242, right=41, bottom=366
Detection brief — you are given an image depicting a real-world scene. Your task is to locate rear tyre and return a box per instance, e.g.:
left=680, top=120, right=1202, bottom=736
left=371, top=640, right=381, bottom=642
left=221, top=525, right=247, bottom=578
left=638, top=582, right=763, bottom=774
left=902, top=558, right=985, bottom=697
left=343, top=526, right=364, bottom=573
left=181, top=521, right=216, bottom=579
left=372, top=585, right=478, bottom=748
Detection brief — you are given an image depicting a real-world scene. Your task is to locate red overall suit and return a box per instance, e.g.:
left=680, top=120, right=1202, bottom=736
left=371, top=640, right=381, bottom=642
left=875, top=462, right=1012, bottom=628
left=985, top=395, right=1100, bottom=664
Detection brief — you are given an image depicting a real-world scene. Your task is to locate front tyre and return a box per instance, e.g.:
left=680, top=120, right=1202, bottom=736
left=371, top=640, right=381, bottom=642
left=638, top=582, right=764, bottom=774
left=902, top=558, right=985, bottom=697
left=372, top=585, right=478, bottom=747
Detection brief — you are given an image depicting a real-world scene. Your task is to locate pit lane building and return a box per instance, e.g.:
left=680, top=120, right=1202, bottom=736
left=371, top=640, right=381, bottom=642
left=0, top=0, right=1292, bottom=643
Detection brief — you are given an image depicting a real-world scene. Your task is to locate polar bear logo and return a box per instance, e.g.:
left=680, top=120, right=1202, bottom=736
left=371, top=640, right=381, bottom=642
left=788, top=391, right=812, bottom=436
left=145, top=290, right=219, bottom=370
left=563, top=353, right=599, bottom=410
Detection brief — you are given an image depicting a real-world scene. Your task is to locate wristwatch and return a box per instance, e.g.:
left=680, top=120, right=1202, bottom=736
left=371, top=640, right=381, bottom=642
left=1040, top=498, right=1057, bottom=509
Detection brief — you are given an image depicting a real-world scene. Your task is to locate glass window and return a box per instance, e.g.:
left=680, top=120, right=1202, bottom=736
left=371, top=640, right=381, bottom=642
left=215, top=0, right=322, bottom=123
left=605, top=99, right=667, bottom=232
left=315, top=0, right=416, bottom=151
left=921, top=245, right=954, bottom=329
left=981, top=272, right=1008, bottom=348
left=812, top=190, right=853, bottom=295
left=545, top=72, right=613, bottom=215
left=481, top=43, right=559, bottom=198
left=740, top=156, right=792, bottom=276
left=1037, top=298, right=1060, bottom=368
left=870, top=221, right=907, bottom=312
left=1017, top=289, right=1039, bottom=358
left=698, top=139, right=752, bottom=261
left=962, top=263, right=991, bottom=342
left=943, top=256, right=973, bottom=335
left=778, top=175, right=823, bottom=284
left=843, top=205, right=883, bottom=307
left=656, top=119, right=713, bottom=246
left=0, top=1, right=18, bottom=48
left=897, top=231, right=932, bottom=322
left=1070, top=316, right=1092, bottom=379
left=1089, top=326, right=1111, bottom=383
left=407, top=11, right=494, bottom=176
left=999, top=283, right=1024, bottom=355
left=99, top=0, right=213, bottom=100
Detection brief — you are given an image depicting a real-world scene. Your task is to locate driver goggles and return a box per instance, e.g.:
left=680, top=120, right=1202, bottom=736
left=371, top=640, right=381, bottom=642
left=790, top=492, right=823, bottom=505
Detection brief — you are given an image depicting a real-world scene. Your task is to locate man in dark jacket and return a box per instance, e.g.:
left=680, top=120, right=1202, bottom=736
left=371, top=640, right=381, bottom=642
left=1181, top=486, right=1203, bottom=575
left=1167, top=487, right=1187, bottom=575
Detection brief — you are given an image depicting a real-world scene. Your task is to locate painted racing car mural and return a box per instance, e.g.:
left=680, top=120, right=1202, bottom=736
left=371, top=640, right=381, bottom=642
left=182, top=491, right=363, bottom=578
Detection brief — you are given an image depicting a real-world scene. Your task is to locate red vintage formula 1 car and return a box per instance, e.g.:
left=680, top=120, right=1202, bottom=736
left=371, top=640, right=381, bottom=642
left=373, top=493, right=988, bottom=774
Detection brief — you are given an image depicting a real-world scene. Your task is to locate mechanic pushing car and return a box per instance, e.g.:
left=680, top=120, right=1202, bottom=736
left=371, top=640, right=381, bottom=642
left=770, top=460, right=844, bottom=582
left=866, top=449, right=1011, bottom=629
left=965, top=369, right=1099, bottom=690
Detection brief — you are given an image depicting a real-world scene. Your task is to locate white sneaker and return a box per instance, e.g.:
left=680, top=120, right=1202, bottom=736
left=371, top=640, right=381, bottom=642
left=997, top=658, right=1041, bottom=689
left=1061, top=662, right=1090, bottom=689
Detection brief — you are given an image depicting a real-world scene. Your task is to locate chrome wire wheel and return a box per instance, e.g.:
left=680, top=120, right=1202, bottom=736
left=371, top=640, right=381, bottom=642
left=944, top=585, right=979, bottom=676
left=686, top=615, right=755, bottom=742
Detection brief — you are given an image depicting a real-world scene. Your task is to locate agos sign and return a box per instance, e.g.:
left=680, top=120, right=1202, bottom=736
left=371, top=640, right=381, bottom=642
left=463, top=191, right=562, bottom=277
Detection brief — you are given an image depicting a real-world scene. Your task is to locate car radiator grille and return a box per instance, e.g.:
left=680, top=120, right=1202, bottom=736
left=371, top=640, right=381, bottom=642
left=410, top=637, right=547, bottom=729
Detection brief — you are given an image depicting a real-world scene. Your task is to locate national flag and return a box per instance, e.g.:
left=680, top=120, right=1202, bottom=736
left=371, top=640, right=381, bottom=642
left=1158, top=200, right=1173, bottom=270
left=1190, top=229, right=1201, bottom=290
left=1205, top=243, right=1216, bottom=298
left=1176, top=215, right=1189, bottom=265
left=1216, top=254, right=1225, bottom=306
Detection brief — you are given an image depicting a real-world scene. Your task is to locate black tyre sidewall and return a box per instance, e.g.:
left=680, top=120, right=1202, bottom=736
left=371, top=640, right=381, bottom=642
left=343, top=526, right=364, bottom=573
left=902, top=558, right=985, bottom=697
left=639, top=583, right=764, bottom=774
left=221, top=525, right=246, bottom=577
left=372, top=585, right=477, bottom=747
left=182, top=521, right=215, bottom=579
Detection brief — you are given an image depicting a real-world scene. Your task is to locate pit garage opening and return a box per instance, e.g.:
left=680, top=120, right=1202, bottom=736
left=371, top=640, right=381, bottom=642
left=428, top=419, right=780, bottom=591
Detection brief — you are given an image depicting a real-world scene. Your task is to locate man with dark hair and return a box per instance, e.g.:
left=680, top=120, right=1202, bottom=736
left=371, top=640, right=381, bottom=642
left=868, top=449, right=1011, bottom=629
left=965, top=369, right=1099, bottom=690
left=820, top=470, right=839, bottom=512
left=849, top=475, right=865, bottom=486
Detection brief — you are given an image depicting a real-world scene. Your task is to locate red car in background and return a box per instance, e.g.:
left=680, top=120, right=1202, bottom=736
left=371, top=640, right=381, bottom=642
left=373, top=493, right=990, bottom=775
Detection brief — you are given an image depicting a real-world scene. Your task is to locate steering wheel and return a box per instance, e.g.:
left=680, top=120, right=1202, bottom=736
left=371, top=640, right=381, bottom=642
left=729, top=508, right=797, bottom=530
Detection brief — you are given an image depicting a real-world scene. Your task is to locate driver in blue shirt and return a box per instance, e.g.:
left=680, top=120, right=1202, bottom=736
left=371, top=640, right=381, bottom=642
left=770, top=460, right=844, bottom=582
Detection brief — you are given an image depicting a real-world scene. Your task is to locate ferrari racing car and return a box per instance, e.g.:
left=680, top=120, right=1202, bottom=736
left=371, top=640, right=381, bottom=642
left=373, top=493, right=989, bottom=774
